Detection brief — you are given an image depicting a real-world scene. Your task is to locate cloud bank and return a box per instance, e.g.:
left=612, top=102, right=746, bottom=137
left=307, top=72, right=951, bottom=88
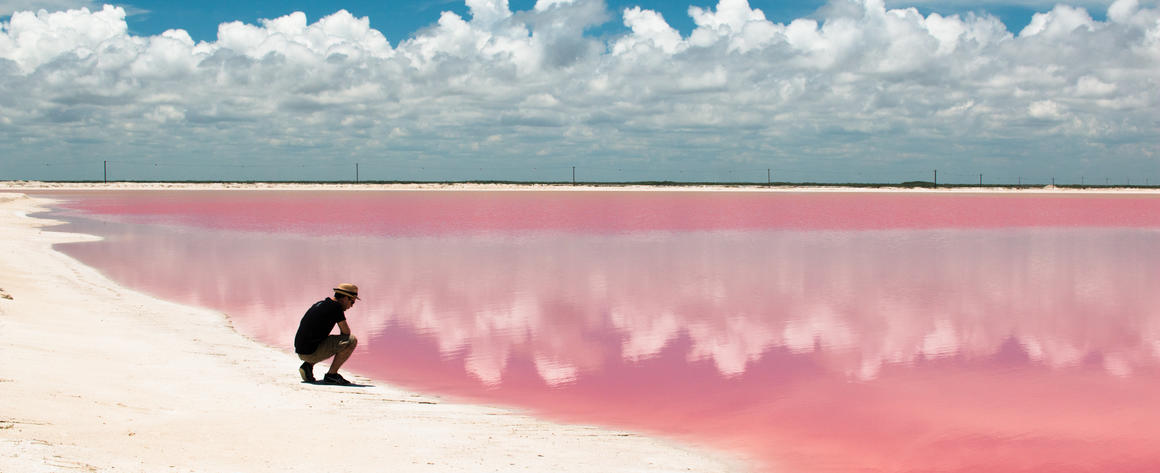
left=1, top=0, right=1157, bottom=182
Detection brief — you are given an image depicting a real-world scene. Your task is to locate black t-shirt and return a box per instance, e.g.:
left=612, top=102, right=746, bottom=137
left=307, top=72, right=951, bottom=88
left=294, top=298, right=347, bottom=354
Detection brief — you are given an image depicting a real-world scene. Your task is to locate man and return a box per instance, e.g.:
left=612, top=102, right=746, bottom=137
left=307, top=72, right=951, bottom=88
left=294, top=283, right=360, bottom=385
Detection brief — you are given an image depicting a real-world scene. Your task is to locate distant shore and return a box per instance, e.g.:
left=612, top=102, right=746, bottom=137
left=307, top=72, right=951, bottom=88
left=5, top=180, right=1160, bottom=193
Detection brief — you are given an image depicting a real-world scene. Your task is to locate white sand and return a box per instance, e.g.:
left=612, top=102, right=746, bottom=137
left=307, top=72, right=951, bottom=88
left=0, top=191, right=746, bottom=473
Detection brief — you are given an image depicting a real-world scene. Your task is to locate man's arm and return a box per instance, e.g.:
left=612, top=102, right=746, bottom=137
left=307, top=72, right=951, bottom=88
left=337, top=320, right=351, bottom=336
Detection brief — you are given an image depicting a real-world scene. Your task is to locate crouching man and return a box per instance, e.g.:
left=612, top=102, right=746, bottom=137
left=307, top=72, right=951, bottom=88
left=294, top=283, right=360, bottom=385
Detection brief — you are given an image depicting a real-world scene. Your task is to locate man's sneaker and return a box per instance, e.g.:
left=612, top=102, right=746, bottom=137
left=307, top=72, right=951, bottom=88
left=322, top=373, right=352, bottom=386
left=299, top=362, right=315, bottom=382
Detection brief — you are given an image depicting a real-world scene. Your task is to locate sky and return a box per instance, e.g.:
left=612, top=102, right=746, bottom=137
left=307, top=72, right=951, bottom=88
left=0, top=0, right=1157, bottom=183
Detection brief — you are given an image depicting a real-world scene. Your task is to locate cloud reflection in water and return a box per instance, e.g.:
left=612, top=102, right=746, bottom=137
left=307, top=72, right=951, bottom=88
left=57, top=221, right=1160, bottom=380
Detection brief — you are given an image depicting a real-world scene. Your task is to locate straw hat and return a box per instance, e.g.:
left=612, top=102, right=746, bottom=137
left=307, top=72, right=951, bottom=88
left=333, top=283, right=360, bottom=300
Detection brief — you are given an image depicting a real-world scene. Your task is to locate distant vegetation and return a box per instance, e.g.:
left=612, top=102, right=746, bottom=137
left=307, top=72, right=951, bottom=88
left=12, top=179, right=1159, bottom=190
left=898, top=181, right=937, bottom=188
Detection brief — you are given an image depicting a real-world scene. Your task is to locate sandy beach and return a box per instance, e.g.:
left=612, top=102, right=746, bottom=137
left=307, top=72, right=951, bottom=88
left=0, top=189, right=745, bottom=472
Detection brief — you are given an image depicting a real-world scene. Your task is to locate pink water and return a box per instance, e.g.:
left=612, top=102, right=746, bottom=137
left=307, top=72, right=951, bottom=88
left=37, top=190, right=1160, bottom=472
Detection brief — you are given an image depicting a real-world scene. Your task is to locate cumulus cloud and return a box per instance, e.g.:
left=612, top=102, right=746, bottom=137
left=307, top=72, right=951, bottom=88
left=0, top=0, right=102, bottom=16
left=0, top=0, right=1157, bottom=181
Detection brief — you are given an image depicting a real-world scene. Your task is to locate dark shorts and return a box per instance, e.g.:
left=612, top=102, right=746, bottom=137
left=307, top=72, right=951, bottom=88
left=298, top=334, right=358, bottom=364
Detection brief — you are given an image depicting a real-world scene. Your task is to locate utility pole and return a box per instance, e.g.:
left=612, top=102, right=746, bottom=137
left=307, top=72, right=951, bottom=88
left=572, top=166, right=576, bottom=185
left=356, top=163, right=359, bottom=183
left=767, top=168, right=771, bottom=186
left=979, top=173, right=982, bottom=186
left=933, top=169, right=937, bottom=186
left=103, top=160, right=107, bottom=183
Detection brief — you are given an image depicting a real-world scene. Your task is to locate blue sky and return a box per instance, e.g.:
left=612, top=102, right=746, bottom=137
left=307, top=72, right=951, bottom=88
left=0, top=0, right=1155, bottom=183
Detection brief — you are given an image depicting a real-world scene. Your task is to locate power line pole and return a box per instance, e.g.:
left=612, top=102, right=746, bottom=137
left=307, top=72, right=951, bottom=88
left=572, top=166, right=575, bottom=185
left=103, top=160, right=107, bottom=183
left=933, top=169, right=937, bottom=186
left=355, top=163, right=359, bottom=183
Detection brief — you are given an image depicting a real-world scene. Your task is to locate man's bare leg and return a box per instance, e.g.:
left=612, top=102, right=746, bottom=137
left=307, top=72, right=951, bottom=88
left=328, top=342, right=355, bottom=374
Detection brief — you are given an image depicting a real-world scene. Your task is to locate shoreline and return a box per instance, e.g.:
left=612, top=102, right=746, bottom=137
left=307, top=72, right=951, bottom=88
left=0, top=192, right=746, bottom=472
left=5, top=180, right=1160, bottom=194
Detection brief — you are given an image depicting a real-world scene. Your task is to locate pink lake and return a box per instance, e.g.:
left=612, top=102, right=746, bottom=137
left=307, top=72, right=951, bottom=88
left=35, top=190, right=1160, bottom=472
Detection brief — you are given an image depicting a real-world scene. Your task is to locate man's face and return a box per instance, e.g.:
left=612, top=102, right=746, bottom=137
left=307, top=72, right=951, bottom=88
left=339, top=295, right=356, bottom=311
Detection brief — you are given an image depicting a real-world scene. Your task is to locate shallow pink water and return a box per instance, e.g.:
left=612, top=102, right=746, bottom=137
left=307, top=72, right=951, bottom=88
left=37, top=190, right=1160, bottom=472
left=59, top=190, right=1160, bottom=234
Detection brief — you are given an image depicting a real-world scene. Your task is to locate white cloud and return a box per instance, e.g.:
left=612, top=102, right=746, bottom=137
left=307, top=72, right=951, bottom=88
left=613, top=7, right=684, bottom=55
left=1, top=0, right=1158, bottom=181
left=216, top=10, right=393, bottom=62
left=0, top=0, right=101, bottom=16
left=1028, top=99, right=1064, bottom=119
left=1108, top=0, right=1141, bottom=21
left=892, top=0, right=1116, bottom=9
left=1075, top=75, right=1117, bottom=96
left=534, top=0, right=575, bottom=11
left=144, top=103, right=183, bottom=123
left=465, top=0, right=512, bottom=26
left=1, top=4, right=129, bottom=72
left=1019, top=4, right=1095, bottom=37
left=688, top=0, right=782, bottom=52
